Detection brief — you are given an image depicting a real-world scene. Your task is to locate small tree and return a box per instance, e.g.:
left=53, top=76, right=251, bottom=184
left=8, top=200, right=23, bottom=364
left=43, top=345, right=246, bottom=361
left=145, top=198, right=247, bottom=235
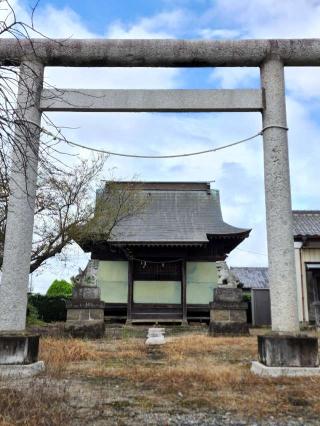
left=0, top=1, right=147, bottom=274
left=46, top=279, right=73, bottom=297
left=0, top=154, right=146, bottom=273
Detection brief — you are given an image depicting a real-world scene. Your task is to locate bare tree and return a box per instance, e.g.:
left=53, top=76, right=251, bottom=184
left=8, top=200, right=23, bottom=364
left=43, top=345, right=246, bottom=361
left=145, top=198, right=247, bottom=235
left=0, top=153, right=146, bottom=273
left=0, top=1, right=146, bottom=273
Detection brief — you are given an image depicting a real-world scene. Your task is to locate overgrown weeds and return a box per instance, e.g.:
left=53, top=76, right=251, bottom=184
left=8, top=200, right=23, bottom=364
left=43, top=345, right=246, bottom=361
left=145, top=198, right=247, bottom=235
left=39, top=336, right=103, bottom=376
left=0, top=381, right=71, bottom=426
left=32, top=333, right=320, bottom=421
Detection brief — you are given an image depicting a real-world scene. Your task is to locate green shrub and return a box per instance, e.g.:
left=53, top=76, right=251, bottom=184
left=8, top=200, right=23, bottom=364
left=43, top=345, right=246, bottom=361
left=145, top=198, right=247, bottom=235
left=46, top=279, right=73, bottom=297
left=26, top=302, right=45, bottom=326
left=243, top=292, right=251, bottom=302
left=28, top=294, right=70, bottom=323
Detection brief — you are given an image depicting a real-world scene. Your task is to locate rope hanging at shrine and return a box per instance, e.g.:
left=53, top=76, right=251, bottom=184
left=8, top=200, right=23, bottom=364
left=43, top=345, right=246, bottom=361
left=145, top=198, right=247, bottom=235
left=14, top=119, right=289, bottom=160
left=133, top=258, right=184, bottom=268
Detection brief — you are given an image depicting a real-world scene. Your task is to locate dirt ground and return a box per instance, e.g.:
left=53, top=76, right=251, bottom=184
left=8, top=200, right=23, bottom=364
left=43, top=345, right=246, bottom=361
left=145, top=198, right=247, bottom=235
left=1, top=328, right=320, bottom=425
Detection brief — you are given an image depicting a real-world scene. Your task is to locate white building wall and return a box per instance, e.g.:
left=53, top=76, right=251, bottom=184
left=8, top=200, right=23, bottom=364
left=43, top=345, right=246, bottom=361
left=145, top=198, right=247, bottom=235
left=294, top=244, right=304, bottom=322
left=294, top=244, right=320, bottom=323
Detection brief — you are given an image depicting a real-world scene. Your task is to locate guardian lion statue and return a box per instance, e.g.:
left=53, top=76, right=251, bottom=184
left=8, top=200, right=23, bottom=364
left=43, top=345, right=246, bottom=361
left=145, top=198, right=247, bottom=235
left=216, top=261, right=240, bottom=288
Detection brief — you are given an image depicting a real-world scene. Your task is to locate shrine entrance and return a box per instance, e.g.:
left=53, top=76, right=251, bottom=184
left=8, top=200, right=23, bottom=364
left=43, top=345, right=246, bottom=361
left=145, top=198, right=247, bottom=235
left=1, top=38, right=318, bottom=338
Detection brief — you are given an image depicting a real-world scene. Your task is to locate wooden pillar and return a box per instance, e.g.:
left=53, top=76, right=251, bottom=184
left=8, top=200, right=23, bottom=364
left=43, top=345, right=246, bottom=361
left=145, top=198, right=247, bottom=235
left=127, top=260, right=133, bottom=323
left=182, top=260, right=188, bottom=324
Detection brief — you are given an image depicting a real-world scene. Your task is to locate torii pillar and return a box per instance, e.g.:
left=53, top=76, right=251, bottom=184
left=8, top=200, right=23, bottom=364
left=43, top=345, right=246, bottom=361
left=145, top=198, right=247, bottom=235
left=261, top=58, right=299, bottom=334
left=251, top=58, right=319, bottom=376
left=0, top=61, right=45, bottom=377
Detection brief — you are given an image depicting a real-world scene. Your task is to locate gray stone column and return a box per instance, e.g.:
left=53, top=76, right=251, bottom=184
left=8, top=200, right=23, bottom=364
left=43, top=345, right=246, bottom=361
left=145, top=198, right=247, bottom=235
left=260, top=58, right=299, bottom=333
left=0, top=61, right=44, bottom=331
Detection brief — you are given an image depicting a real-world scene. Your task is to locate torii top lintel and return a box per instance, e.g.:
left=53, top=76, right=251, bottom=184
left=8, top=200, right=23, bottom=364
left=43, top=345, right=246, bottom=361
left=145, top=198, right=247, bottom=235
left=2, top=38, right=320, bottom=67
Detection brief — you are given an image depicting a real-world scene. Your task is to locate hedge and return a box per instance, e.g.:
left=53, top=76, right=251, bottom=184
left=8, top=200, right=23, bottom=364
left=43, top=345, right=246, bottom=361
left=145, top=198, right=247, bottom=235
left=28, top=294, right=70, bottom=323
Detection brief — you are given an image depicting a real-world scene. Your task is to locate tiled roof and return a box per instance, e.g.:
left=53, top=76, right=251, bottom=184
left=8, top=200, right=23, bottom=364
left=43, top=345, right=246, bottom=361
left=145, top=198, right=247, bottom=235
left=231, top=267, right=269, bottom=289
left=292, top=210, right=320, bottom=238
left=106, top=182, right=250, bottom=244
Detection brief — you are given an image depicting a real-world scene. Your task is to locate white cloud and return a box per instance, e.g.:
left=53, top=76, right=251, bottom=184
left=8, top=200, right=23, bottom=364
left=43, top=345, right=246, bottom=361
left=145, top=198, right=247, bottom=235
left=106, top=10, right=187, bottom=39
left=198, top=28, right=241, bottom=39
left=210, top=67, right=259, bottom=89
left=210, top=0, right=320, bottom=39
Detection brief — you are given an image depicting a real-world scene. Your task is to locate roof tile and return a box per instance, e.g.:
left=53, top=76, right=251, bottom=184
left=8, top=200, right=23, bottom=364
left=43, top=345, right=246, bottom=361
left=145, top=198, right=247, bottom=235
left=108, top=185, right=250, bottom=243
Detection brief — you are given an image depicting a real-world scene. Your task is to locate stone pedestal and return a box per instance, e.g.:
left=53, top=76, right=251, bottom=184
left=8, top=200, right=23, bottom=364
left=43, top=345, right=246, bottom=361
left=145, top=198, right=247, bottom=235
left=208, top=287, right=249, bottom=336
left=251, top=334, right=320, bottom=377
left=258, top=335, right=319, bottom=367
left=0, top=332, right=45, bottom=378
left=146, top=328, right=166, bottom=362
left=65, top=260, right=105, bottom=338
left=65, top=300, right=105, bottom=339
left=146, top=328, right=166, bottom=345
left=0, top=333, right=40, bottom=364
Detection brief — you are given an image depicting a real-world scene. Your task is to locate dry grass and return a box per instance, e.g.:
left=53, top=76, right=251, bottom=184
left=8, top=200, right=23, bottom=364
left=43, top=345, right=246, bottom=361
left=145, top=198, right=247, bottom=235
left=0, top=381, right=71, bottom=426
left=78, top=335, right=320, bottom=420
left=22, top=333, right=320, bottom=422
left=39, top=336, right=103, bottom=376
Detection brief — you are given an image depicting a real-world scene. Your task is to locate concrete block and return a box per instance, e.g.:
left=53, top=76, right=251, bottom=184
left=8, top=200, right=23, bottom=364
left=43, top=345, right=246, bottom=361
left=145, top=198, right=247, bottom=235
left=0, top=334, right=40, bottom=365
left=66, top=300, right=105, bottom=310
left=72, top=286, right=100, bottom=300
left=251, top=361, right=320, bottom=377
left=146, top=328, right=165, bottom=345
left=230, top=310, right=247, bottom=322
left=208, top=322, right=249, bottom=336
left=88, top=309, right=105, bottom=321
left=0, top=361, right=45, bottom=378
left=67, top=308, right=104, bottom=322
left=64, top=320, right=105, bottom=339
left=212, top=310, right=230, bottom=322
left=214, top=287, right=243, bottom=303
left=258, top=335, right=319, bottom=367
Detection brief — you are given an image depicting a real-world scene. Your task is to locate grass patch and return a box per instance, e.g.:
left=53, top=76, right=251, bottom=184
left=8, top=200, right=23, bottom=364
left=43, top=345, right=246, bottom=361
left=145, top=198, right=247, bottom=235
left=36, top=334, right=320, bottom=422
left=39, top=336, right=103, bottom=376
left=0, top=381, right=71, bottom=426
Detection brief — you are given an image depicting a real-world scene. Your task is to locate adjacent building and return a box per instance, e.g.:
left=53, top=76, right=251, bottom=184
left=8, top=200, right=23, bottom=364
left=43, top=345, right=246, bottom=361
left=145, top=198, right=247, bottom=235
left=293, top=210, right=320, bottom=323
left=232, top=211, right=320, bottom=325
left=77, top=181, right=250, bottom=323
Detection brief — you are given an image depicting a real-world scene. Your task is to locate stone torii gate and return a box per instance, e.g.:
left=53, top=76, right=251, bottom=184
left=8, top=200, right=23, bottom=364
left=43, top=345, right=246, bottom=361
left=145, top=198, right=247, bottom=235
left=0, top=39, right=320, bottom=375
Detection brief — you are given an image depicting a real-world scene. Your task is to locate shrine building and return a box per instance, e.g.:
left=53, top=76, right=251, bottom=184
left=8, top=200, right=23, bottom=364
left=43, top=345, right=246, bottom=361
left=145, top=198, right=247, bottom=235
left=77, top=181, right=250, bottom=323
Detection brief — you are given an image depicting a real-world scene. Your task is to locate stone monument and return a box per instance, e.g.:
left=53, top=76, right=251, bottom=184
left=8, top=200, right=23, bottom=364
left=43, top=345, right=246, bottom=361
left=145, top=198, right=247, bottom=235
left=145, top=327, right=166, bottom=361
left=208, top=261, right=249, bottom=336
left=146, top=327, right=166, bottom=345
left=65, top=259, right=105, bottom=338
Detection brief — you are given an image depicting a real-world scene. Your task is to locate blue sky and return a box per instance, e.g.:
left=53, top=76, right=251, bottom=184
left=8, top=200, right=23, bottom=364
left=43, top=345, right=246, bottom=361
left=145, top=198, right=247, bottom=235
left=8, top=0, right=320, bottom=292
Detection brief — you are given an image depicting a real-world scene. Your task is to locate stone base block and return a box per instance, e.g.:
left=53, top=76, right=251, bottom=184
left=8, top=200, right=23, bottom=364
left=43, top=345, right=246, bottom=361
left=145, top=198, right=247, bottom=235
left=0, top=361, right=45, bottom=379
left=66, top=307, right=104, bottom=322
left=72, top=286, right=101, bottom=300
left=64, top=320, right=105, bottom=339
left=0, top=333, right=40, bottom=365
left=209, top=321, right=249, bottom=336
left=213, top=287, right=243, bottom=303
left=210, top=308, right=247, bottom=323
left=258, top=335, right=319, bottom=367
left=251, top=361, right=320, bottom=377
left=147, top=345, right=165, bottom=362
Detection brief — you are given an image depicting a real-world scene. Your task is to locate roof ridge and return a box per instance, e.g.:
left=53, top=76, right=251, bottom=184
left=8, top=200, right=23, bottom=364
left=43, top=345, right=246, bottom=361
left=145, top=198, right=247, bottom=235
left=231, top=266, right=268, bottom=269
left=293, top=210, right=320, bottom=214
